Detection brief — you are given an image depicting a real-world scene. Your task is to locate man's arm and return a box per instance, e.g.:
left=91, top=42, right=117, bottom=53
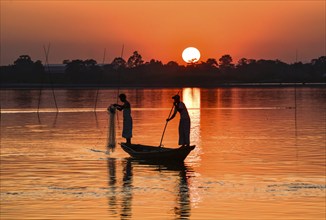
left=113, top=104, right=123, bottom=111
left=167, top=104, right=178, bottom=121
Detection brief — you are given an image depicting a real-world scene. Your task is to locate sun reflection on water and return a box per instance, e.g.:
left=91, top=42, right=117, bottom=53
left=182, top=88, right=202, bottom=162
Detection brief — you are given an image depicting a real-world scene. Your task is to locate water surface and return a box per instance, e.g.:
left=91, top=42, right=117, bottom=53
left=1, top=87, right=325, bottom=219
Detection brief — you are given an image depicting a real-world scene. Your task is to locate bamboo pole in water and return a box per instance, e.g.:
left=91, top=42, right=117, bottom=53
left=43, top=43, right=59, bottom=112
left=116, top=44, right=124, bottom=103
left=94, top=48, right=106, bottom=112
left=116, top=44, right=124, bottom=127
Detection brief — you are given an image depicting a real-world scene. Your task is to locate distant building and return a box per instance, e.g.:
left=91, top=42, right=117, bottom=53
left=47, top=64, right=66, bottom=74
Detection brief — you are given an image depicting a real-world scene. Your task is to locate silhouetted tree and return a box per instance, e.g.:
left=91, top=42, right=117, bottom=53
left=165, top=61, right=179, bottom=68
left=196, top=58, right=219, bottom=73
left=65, top=59, right=84, bottom=73
left=1, top=52, right=325, bottom=86
left=218, top=55, right=234, bottom=81
left=311, top=56, right=326, bottom=81
left=34, top=60, right=44, bottom=73
left=111, top=57, right=126, bottom=70
left=14, top=55, right=34, bottom=66
left=147, top=59, right=163, bottom=66
left=63, top=60, right=70, bottom=65
left=311, top=56, right=326, bottom=66
left=8, top=55, right=45, bottom=83
left=84, top=59, right=97, bottom=67
left=13, top=55, right=34, bottom=76
left=127, top=51, right=144, bottom=68
left=64, top=59, right=101, bottom=82
left=219, top=54, right=234, bottom=69
left=206, top=58, right=218, bottom=68
left=237, top=58, right=249, bottom=67
left=253, top=59, right=288, bottom=82
left=144, top=59, right=163, bottom=72
left=164, top=61, right=180, bottom=74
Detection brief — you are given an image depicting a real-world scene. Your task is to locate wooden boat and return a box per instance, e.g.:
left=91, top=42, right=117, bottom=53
left=120, top=143, right=196, bottom=162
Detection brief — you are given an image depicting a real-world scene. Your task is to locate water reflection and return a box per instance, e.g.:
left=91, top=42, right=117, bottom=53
left=107, top=158, right=133, bottom=219
left=35, top=110, right=59, bottom=128
left=107, top=158, right=118, bottom=215
left=175, top=162, right=191, bottom=220
left=1, top=88, right=324, bottom=219
left=13, top=89, right=34, bottom=108
left=182, top=88, right=200, bottom=109
left=182, top=88, right=201, bottom=148
left=121, top=159, right=133, bottom=219
left=133, top=159, right=192, bottom=220
left=106, top=158, right=192, bottom=219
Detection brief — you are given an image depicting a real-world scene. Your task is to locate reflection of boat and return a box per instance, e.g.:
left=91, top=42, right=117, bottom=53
left=120, top=143, right=195, bottom=162
left=106, top=157, right=192, bottom=219
left=128, top=158, right=191, bottom=219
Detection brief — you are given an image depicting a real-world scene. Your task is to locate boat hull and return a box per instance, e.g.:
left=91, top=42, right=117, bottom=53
left=120, top=143, right=195, bottom=162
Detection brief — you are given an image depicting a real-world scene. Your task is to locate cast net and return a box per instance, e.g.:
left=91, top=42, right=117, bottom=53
left=107, top=105, right=116, bottom=152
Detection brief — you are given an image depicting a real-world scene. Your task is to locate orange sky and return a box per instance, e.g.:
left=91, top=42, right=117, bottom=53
left=1, top=1, right=325, bottom=65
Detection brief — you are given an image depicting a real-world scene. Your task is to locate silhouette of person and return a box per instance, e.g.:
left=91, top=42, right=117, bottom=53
left=113, top=94, right=133, bottom=145
left=167, top=94, right=191, bottom=147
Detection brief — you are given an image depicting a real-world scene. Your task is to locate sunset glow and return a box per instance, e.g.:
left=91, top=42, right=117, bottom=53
left=182, top=47, right=201, bottom=63
left=0, top=1, right=325, bottom=65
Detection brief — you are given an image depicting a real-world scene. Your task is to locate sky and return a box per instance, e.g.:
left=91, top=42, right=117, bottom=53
left=1, top=0, right=325, bottom=65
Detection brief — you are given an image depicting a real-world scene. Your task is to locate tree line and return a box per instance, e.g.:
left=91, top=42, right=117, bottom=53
left=1, top=52, right=325, bottom=87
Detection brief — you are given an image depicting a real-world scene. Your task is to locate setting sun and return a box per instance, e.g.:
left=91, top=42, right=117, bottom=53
left=182, top=47, right=201, bottom=64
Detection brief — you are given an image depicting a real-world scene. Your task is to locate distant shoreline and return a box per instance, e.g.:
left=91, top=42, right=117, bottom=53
left=1, top=82, right=325, bottom=90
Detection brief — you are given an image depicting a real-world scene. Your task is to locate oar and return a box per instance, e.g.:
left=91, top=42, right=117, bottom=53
left=159, top=102, right=175, bottom=147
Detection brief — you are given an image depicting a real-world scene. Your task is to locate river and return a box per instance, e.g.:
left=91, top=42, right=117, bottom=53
left=1, top=87, right=325, bottom=219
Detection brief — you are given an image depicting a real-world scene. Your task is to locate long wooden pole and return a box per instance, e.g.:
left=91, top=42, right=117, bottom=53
left=116, top=44, right=124, bottom=103
left=116, top=44, right=124, bottom=127
left=159, top=102, right=175, bottom=147
left=43, top=43, right=59, bottom=112
left=94, top=48, right=106, bottom=111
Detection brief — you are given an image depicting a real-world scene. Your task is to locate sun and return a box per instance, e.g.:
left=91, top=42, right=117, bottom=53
left=182, top=47, right=201, bottom=64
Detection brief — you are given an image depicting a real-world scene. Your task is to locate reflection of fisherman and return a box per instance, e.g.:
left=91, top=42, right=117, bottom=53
left=167, top=95, right=190, bottom=147
left=113, top=94, right=133, bottom=145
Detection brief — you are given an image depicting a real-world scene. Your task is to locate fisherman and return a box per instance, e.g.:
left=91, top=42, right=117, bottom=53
left=113, top=93, right=133, bottom=145
left=166, top=94, right=191, bottom=147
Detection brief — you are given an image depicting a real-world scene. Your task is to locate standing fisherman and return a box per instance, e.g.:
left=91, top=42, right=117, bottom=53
left=113, top=94, right=133, bottom=145
left=166, top=94, right=191, bottom=147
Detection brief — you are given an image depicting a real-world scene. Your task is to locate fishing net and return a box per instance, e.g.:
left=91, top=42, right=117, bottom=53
left=107, top=105, right=116, bottom=152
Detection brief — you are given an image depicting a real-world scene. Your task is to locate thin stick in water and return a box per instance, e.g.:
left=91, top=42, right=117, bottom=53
left=43, top=43, right=59, bottom=112
left=94, top=48, right=106, bottom=111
